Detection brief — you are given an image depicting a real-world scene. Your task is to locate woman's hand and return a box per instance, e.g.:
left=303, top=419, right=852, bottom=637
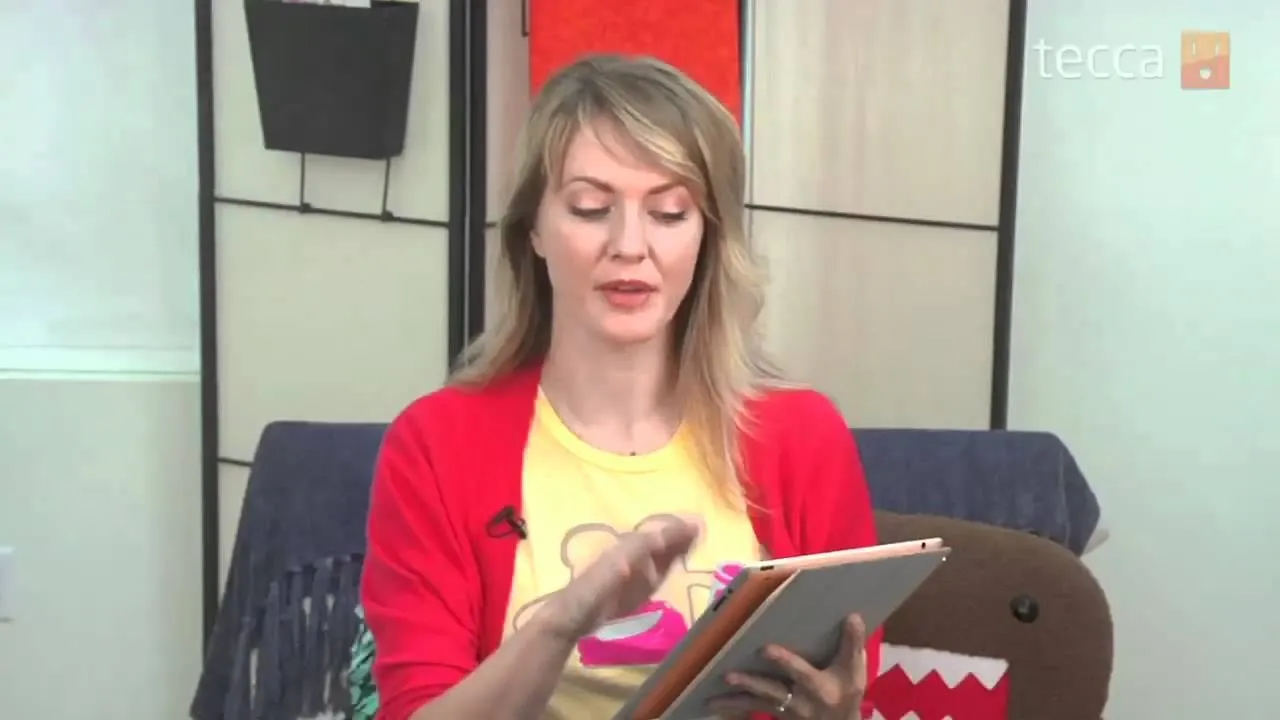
left=708, top=614, right=868, bottom=719
left=536, top=515, right=702, bottom=641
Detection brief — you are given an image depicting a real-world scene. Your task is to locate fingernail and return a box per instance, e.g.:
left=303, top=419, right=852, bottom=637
left=725, top=672, right=741, bottom=685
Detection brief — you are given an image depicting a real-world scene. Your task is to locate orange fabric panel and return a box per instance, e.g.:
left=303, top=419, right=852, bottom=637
left=528, top=0, right=742, bottom=122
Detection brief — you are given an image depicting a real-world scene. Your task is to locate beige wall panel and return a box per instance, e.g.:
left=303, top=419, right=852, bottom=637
left=754, top=211, right=996, bottom=428
left=379, top=1, right=452, bottom=221
left=487, top=0, right=531, bottom=222
left=212, top=0, right=295, bottom=203
left=212, top=0, right=451, bottom=220
left=749, top=0, right=1010, bottom=225
left=216, top=206, right=451, bottom=459
left=218, top=463, right=249, bottom=591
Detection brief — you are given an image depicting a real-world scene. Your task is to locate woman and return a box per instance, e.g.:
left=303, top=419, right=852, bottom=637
left=356, top=54, right=880, bottom=720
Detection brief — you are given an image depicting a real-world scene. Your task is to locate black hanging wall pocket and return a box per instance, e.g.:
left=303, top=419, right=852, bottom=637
left=244, top=0, right=419, bottom=160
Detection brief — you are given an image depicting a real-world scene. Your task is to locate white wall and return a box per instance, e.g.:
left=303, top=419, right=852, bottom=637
left=1011, top=1, right=1279, bottom=716
left=0, top=2, right=203, bottom=718
left=0, top=380, right=203, bottom=718
left=0, top=2, right=200, bottom=375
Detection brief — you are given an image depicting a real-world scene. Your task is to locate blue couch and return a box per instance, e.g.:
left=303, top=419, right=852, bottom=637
left=190, top=422, right=1103, bottom=720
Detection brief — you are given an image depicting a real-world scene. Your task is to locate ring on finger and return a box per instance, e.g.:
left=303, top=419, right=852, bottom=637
left=776, top=688, right=794, bottom=714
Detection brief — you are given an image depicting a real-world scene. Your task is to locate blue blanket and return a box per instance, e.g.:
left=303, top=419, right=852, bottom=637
left=855, top=429, right=1100, bottom=555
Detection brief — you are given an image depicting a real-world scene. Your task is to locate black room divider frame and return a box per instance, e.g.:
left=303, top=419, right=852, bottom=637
left=193, top=0, right=1026, bottom=650
left=194, top=0, right=490, bottom=647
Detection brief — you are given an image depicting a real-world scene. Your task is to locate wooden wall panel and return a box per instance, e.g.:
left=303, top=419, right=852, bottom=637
left=750, top=0, right=1010, bottom=225
left=753, top=211, right=998, bottom=428
left=746, top=0, right=1011, bottom=426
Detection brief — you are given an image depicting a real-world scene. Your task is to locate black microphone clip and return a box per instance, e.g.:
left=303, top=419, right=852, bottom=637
left=486, top=505, right=528, bottom=540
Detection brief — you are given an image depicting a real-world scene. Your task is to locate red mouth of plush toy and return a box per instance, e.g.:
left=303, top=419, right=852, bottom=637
left=867, top=643, right=1010, bottom=720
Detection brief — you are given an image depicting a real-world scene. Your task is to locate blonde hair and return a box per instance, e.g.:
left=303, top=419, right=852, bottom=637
left=452, top=54, right=785, bottom=504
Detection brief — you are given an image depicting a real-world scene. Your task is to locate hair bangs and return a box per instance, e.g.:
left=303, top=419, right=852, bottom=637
left=537, top=81, right=711, bottom=211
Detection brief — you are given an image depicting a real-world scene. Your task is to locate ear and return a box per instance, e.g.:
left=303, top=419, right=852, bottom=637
left=530, top=226, right=546, bottom=258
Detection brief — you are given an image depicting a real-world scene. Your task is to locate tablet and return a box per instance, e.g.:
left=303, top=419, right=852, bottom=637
left=613, top=539, right=949, bottom=720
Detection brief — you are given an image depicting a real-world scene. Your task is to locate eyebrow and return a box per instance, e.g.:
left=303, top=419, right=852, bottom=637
left=563, top=175, right=682, bottom=196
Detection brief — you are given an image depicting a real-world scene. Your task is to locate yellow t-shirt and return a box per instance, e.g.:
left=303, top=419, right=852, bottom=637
left=502, top=390, right=761, bottom=719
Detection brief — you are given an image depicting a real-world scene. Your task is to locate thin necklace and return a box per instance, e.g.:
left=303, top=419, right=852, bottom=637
left=540, top=384, right=662, bottom=457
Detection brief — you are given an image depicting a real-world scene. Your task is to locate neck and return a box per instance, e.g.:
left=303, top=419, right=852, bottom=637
left=540, top=325, right=680, bottom=450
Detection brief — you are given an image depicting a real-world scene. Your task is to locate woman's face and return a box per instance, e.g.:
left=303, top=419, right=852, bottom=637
left=533, top=122, right=704, bottom=348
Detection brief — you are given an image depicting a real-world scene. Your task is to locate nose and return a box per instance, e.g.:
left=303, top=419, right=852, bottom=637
left=606, top=206, right=647, bottom=262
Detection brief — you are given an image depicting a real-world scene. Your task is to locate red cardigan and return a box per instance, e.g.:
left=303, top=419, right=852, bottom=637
left=361, top=365, right=881, bottom=720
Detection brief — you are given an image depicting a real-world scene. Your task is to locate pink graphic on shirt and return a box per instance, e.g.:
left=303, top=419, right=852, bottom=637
left=578, top=600, right=689, bottom=667
left=508, top=516, right=753, bottom=667
left=710, top=562, right=745, bottom=605
left=510, top=516, right=714, bottom=639
left=577, top=561, right=745, bottom=667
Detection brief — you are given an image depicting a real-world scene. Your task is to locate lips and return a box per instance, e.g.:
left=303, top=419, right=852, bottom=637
left=866, top=643, right=1010, bottom=720
left=598, top=279, right=656, bottom=292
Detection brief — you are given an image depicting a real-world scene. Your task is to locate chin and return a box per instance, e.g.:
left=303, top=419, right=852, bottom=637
left=595, top=316, right=667, bottom=346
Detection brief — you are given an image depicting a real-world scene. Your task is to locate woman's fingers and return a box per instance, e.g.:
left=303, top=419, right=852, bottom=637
left=650, top=517, right=701, bottom=566
left=721, top=672, right=813, bottom=716
left=833, top=614, right=868, bottom=689
left=726, top=671, right=791, bottom=702
left=706, top=691, right=801, bottom=717
left=608, top=519, right=701, bottom=596
left=763, top=644, right=831, bottom=703
left=617, top=517, right=701, bottom=582
left=555, top=516, right=703, bottom=636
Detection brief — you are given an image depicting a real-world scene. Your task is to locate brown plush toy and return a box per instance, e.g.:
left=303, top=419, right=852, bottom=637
left=865, top=511, right=1113, bottom=720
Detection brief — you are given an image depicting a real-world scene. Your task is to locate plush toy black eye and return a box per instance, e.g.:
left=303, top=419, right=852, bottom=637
left=1010, top=594, right=1040, bottom=623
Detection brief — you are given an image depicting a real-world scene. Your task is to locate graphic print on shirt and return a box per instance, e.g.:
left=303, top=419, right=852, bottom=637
left=510, top=513, right=716, bottom=666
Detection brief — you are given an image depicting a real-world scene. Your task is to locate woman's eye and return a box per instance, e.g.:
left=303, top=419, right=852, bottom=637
left=569, top=206, right=610, bottom=220
left=652, top=211, right=689, bottom=225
